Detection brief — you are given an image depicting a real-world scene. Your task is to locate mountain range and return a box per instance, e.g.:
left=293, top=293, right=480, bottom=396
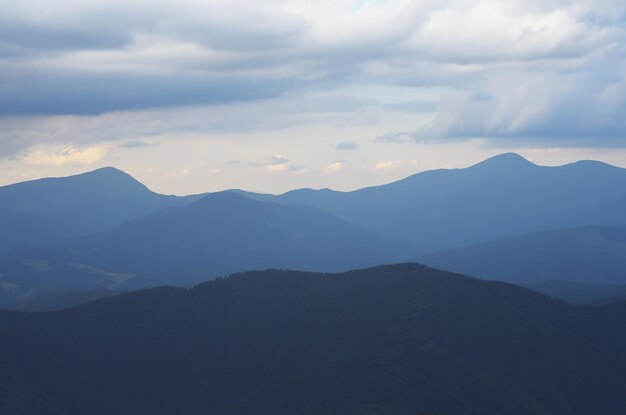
left=1, top=153, right=626, bottom=306
left=0, top=167, right=202, bottom=238
left=0, top=192, right=411, bottom=306
left=2, top=155, right=626, bottom=414
left=243, top=153, right=626, bottom=248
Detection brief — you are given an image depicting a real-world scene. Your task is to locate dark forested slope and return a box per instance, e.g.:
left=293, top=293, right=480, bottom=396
left=0, top=264, right=625, bottom=415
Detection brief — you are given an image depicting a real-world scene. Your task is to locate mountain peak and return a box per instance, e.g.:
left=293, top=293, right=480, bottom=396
left=565, top=159, right=621, bottom=170
left=83, top=166, right=135, bottom=180
left=71, top=166, right=148, bottom=191
left=471, top=153, right=536, bottom=170
left=89, top=166, right=127, bottom=175
left=196, top=191, right=251, bottom=204
left=187, top=191, right=266, bottom=212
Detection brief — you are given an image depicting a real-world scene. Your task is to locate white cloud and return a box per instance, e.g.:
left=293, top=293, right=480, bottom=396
left=266, top=155, right=290, bottom=166
left=325, top=160, right=346, bottom=173
left=374, top=160, right=403, bottom=171
left=414, top=61, right=626, bottom=146
left=412, top=2, right=599, bottom=62
left=20, top=145, right=108, bottom=166
left=254, top=154, right=307, bottom=173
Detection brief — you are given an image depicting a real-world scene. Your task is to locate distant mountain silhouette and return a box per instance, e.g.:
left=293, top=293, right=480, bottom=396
left=421, top=225, right=626, bottom=285
left=0, top=167, right=203, bottom=232
left=469, top=152, right=536, bottom=170
left=0, top=192, right=415, bottom=305
left=3, top=154, right=625, bottom=251
left=3, top=154, right=626, bottom=304
left=238, top=154, right=626, bottom=248
left=1, top=264, right=625, bottom=414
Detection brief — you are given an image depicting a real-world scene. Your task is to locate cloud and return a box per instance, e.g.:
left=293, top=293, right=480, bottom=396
left=325, top=160, right=347, bottom=173
left=2, top=1, right=622, bottom=112
left=374, top=131, right=415, bottom=144
left=118, top=139, right=158, bottom=148
left=336, top=141, right=358, bottom=150
left=266, top=155, right=290, bottom=166
left=0, top=70, right=292, bottom=115
left=374, top=160, right=403, bottom=171
left=411, top=64, right=626, bottom=147
left=2, top=0, right=626, bottom=149
left=382, top=100, right=438, bottom=113
left=0, top=90, right=390, bottom=159
left=253, top=155, right=306, bottom=173
left=20, top=145, right=107, bottom=166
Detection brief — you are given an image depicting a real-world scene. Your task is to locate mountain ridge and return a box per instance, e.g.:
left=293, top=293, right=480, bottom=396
left=0, top=166, right=205, bottom=233
left=255, top=154, right=626, bottom=247
left=0, top=192, right=417, bottom=305
left=1, top=263, right=625, bottom=414
left=420, top=224, right=626, bottom=285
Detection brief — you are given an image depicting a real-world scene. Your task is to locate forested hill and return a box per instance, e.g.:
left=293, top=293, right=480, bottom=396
left=1, top=263, right=625, bottom=415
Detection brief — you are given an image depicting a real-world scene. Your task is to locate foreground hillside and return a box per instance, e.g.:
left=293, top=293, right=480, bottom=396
left=1, top=264, right=625, bottom=415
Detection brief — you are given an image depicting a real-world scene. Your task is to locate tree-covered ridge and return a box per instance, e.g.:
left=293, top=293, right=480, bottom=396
left=0, top=263, right=625, bottom=414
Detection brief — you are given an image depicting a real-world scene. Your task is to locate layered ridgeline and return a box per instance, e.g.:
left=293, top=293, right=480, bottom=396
left=0, top=167, right=204, bottom=250
left=0, top=207, right=85, bottom=253
left=0, top=192, right=413, bottom=306
left=1, top=264, right=625, bottom=415
left=420, top=225, right=626, bottom=286
left=242, top=153, right=626, bottom=248
left=2, top=154, right=626, bottom=306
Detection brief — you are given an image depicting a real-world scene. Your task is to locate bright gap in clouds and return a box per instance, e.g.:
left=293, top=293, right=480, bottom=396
left=1, top=0, right=625, bottom=194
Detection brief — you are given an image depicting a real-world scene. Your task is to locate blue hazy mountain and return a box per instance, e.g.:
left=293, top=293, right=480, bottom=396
left=4, top=154, right=625, bottom=250
left=0, top=167, right=203, bottom=232
left=1, top=264, right=625, bottom=414
left=0, top=192, right=414, bottom=306
left=2, top=154, right=626, bottom=304
left=0, top=206, right=86, bottom=253
left=420, top=225, right=626, bottom=285
left=241, top=154, right=626, bottom=248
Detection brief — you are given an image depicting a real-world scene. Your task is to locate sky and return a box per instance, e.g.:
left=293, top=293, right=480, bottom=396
left=1, top=0, right=626, bottom=195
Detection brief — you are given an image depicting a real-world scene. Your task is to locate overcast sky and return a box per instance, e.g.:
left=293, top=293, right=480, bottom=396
left=1, top=0, right=626, bottom=194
